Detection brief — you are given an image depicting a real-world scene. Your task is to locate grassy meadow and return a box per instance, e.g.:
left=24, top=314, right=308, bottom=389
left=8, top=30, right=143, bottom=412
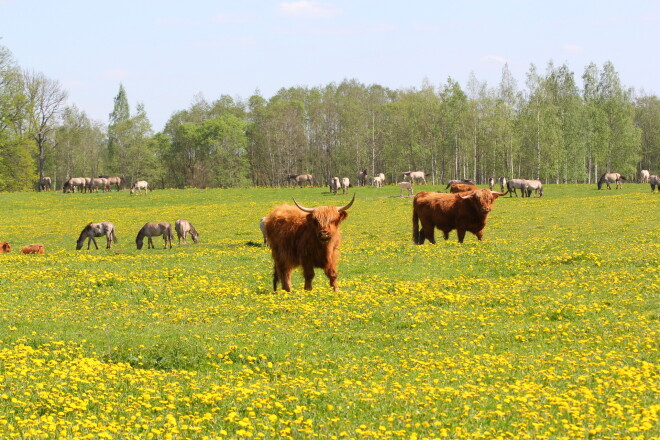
left=0, top=183, right=658, bottom=439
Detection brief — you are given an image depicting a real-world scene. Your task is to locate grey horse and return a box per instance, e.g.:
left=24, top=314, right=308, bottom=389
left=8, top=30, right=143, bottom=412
left=136, top=222, right=173, bottom=249
left=76, top=222, right=118, bottom=250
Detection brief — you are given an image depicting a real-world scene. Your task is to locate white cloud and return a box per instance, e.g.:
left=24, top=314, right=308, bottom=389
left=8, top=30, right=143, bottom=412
left=211, top=14, right=258, bottom=25
left=279, top=1, right=342, bottom=19
left=563, top=44, right=584, bottom=54
left=481, top=55, right=507, bottom=65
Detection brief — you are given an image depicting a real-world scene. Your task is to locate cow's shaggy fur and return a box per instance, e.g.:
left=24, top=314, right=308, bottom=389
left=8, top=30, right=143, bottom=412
left=264, top=198, right=353, bottom=292
left=413, top=189, right=505, bottom=243
left=21, top=244, right=45, bottom=254
left=449, top=183, right=478, bottom=193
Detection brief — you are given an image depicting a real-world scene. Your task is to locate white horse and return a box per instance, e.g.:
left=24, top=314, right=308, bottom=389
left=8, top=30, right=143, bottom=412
left=641, top=170, right=650, bottom=183
left=341, top=177, right=350, bottom=194
left=525, top=179, right=544, bottom=197
left=130, top=180, right=149, bottom=195
left=498, top=176, right=507, bottom=193
left=329, top=177, right=340, bottom=195
left=175, top=219, right=199, bottom=244
left=373, top=173, right=385, bottom=187
left=404, top=171, right=427, bottom=185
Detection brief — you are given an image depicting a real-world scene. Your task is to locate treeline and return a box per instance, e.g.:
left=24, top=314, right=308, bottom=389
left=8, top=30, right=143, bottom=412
left=2, top=42, right=660, bottom=191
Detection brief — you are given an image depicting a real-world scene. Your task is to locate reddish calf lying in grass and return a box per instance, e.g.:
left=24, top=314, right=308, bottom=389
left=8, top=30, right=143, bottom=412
left=0, top=242, right=10, bottom=253
left=21, top=244, right=45, bottom=254
left=413, top=189, right=506, bottom=243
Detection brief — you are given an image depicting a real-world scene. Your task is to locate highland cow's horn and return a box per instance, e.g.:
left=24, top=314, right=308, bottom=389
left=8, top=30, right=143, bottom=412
left=338, top=193, right=356, bottom=212
left=293, top=198, right=314, bottom=213
left=459, top=191, right=477, bottom=199
left=490, top=190, right=508, bottom=196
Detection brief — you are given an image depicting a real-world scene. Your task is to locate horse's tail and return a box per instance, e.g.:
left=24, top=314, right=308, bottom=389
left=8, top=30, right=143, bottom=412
left=111, top=228, right=118, bottom=244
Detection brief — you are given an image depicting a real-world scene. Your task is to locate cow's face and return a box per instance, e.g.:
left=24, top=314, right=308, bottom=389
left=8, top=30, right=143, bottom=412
left=461, top=189, right=503, bottom=214
left=309, top=207, right=348, bottom=243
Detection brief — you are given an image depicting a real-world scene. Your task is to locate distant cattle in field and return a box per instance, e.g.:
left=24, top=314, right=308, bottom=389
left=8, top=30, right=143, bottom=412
left=399, top=181, right=413, bottom=197
left=329, top=177, right=341, bottom=195
left=341, top=177, right=350, bottom=194
left=445, top=179, right=475, bottom=190
left=0, top=242, right=10, bottom=253
left=175, top=219, right=199, bottom=244
left=404, top=171, right=427, bottom=185
left=357, top=169, right=368, bottom=186
left=21, top=244, right=45, bottom=254
left=641, top=170, right=650, bottom=183
left=40, top=177, right=52, bottom=191
left=264, top=195, right=355, bottom=292
left=449, top=183, right=478, bottom=193
left=412, top=189, right=506, bottom=244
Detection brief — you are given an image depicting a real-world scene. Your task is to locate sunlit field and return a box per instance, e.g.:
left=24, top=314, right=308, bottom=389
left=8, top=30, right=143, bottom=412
left=0, top=184, right=658, bottom=439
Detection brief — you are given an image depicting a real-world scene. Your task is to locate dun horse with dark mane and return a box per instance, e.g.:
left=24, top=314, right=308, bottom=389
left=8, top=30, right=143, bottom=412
left=76, top=222, right=118, bottom=250
left=136, top=222, right=173, bottom=249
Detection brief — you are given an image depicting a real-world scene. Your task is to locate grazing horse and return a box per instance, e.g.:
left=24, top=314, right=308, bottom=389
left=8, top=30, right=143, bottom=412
left=649, top=175, right=660, bottom=192
left=341, top=177, right=350, bottom=194
left=89, top=177, right=109, bottom=192
left=641, top=170, right=650, bottom=184
left=175, top=219, right=199, bottom=244
left=0, top=242, right=10, bottom=253
left=40, top=177, right=52, bottom=191
left=525, top=179, right=544, bottom=197
left=287, top=173, right=314, bottom=187
left=101, top=176, right=122, bottom=191
left=76, top=222, right=118, bottom=250
left=357, top=169, right=368, bottom=186
left=597, top=173, right=626, bottom=190
left=130, top=180, right=149, bottom=195
left=507, top=179, right=529, bottom=197
left=63, top=177, right=86, bottom=193
left=136, top=222, right=173, bottom=249
left=498, top=176, right=507, bottom=193
left=404, top=171, right=427, bottom=185
left=21, top=244, right=45, bottom=254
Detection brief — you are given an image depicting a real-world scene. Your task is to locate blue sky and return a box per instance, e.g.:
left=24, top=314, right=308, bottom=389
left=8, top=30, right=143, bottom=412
left=1, top=0, right=658, bottom=131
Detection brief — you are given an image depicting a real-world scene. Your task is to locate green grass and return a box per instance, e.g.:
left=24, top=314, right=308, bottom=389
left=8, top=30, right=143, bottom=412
left=0, top=184, right=658, bottom=439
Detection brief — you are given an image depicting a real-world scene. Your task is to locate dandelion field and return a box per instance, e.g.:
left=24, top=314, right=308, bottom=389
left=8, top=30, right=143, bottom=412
left=0, top=185, right=658, bottom=439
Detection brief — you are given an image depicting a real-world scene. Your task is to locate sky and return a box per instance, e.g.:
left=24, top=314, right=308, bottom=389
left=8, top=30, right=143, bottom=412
left=1, top=0, right=658, bottom=132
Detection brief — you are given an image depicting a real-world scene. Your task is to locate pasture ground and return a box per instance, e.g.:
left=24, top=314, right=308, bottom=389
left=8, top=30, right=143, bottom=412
left=0, top=184, right=658, bottom=439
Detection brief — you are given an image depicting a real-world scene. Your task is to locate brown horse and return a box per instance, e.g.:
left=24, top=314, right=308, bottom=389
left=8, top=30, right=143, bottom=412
left=136, top=222, right=173, bottom=249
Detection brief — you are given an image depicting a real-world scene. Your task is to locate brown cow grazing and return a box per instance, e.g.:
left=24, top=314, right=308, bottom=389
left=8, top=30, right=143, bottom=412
left=264, top=194, right=355, bottom=292
left=0, top=242, right=10, bottom=253
left=449, top=183, right=478, bottom=193
left=413, top=189, right=506, bottom=244
left=21, top=244, right=45, bottom=254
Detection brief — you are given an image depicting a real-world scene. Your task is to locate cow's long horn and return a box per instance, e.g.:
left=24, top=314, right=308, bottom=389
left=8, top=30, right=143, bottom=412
left=490, top=190, right=508, bottom=196
left=459, top=191, right=476, bottom=199
left=293, top=198, right=314, bottom=213
left=338, top=193, right=356, bottom=212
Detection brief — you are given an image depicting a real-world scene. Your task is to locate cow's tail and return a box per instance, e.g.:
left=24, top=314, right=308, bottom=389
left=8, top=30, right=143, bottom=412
left=412, top=207, right=421, bottom=244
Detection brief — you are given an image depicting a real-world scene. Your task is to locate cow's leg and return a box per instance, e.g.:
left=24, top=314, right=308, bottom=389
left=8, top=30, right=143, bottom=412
left=302, top=264, right=315, bottom=290
left=457, top=229, right=467, bottom=243
left=275, top=264, right=293, bottom=292
left=474, top=229, right=485, bottom=241
left=442, top=230, right=450, bottom=241
left=323, top=267, right=339, bottom=291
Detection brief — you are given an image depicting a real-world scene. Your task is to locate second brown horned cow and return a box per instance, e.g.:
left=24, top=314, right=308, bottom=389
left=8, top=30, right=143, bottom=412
left=264, top=195, right=355, bottom=292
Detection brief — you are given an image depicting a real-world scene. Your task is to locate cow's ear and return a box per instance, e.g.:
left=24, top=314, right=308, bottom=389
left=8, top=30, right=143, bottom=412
left=338, top=210, right=349, bottom=223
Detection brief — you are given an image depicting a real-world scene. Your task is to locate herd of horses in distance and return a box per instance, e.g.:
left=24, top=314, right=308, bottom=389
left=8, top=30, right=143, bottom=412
left=4, top=168, right=657, bottom=291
